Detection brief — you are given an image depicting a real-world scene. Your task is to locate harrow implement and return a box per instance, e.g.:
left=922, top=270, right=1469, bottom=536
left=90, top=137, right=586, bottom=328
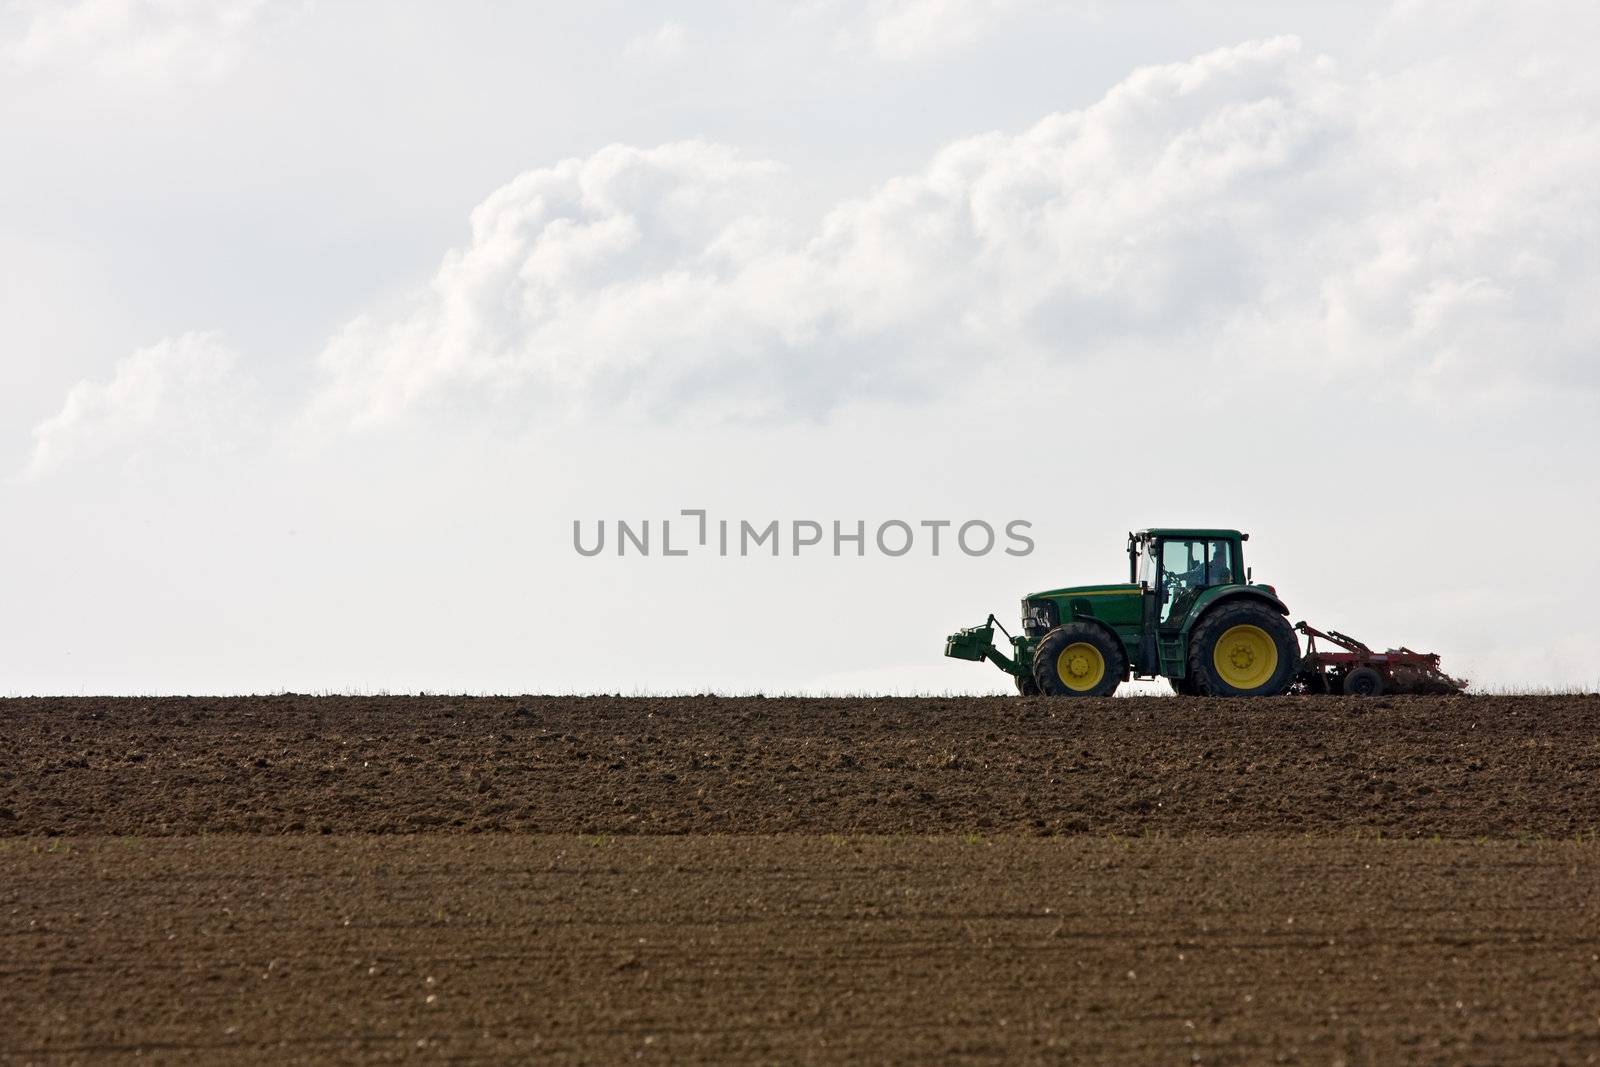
left=1293, top=621, right=1466, bottom=696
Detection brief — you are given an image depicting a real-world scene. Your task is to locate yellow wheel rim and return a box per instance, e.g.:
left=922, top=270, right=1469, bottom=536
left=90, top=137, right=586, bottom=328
left=1212, top=624, right=1279, bottom=691
left=1056, top=642, right=1106, bottom=692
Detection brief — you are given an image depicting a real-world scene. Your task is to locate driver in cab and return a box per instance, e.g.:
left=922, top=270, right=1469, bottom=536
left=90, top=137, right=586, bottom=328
left=1181, top=550, right=1232, bottom=587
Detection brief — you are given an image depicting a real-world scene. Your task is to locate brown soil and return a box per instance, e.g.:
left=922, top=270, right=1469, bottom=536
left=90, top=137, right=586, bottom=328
left=5, top=695, right=1600, bottom=1063
left=3, top=694, right=1598, bottom=837
left=4, top=835, right=1598, bottom=1065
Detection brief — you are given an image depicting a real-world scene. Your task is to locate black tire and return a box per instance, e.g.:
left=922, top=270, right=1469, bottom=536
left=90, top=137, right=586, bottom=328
left=1188, top=601, right=1299, bottom=697
left=1032, top=623, right=1126, bottom=698
left=1014, top=673, right=1041, bottom=697
left=1343, top=666, right=1384, bottom=697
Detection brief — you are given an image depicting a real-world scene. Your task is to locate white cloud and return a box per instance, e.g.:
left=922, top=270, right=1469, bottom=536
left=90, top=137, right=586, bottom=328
left=622, top=21, right=690, bottom=63
left=1, top=0, right=292, bottom=84
left=310, top=29, right=1600, bottom=429
left=811, top=0, right=1031, bottom=62
left=313, top=140, right=799, bottom=425
left=27, top=332, right=259, bottom=476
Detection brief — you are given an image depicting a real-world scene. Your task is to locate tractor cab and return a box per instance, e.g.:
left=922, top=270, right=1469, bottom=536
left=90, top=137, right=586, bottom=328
left=1129, top=528, right=1249, bottom=628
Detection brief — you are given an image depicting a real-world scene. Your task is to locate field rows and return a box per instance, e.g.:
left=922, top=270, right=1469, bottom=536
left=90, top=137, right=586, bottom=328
left=5, top=835, right=1600, bottom=1064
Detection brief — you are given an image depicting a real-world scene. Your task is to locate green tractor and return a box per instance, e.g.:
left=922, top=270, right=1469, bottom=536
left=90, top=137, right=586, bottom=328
left=945, top=528, right=1300, bottom=697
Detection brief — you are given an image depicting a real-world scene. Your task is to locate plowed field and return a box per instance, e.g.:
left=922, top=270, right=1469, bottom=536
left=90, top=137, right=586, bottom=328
left=5, top=694, right=1599, bottom=837
left=4, top=695, right=1599, bottom=1064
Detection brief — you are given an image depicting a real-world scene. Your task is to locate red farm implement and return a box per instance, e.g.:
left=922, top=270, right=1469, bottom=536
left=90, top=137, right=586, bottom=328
left=1293, top=621, right=1466, bottom=696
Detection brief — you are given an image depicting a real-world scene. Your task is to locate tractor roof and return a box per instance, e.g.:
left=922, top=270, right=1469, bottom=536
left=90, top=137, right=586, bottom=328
left=1138, top=528, right=1248, bottom=540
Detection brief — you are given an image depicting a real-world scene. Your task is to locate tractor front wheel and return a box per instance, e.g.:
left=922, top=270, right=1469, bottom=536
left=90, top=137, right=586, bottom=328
left=1032, top=623, right=1126, bottom=698
left=1188, top=602, right=1299, bottom=697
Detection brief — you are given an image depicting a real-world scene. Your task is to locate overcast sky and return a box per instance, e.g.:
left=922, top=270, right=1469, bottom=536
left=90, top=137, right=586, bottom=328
left=4, top=0, right=1597, bottom=695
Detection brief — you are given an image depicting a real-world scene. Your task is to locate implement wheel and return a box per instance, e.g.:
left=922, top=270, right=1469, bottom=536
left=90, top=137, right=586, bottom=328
left=1343, top=666, right=1384, bottom=697
left=1015, top=673, right=1041, bottom=696
left=1188, top=602, right=1299, bottom=697
left=1033, top=623, right=1125, bottom=698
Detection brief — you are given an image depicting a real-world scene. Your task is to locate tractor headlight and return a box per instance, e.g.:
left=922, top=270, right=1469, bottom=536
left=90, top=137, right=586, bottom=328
left=1021, top=599, right=1057, bottom=636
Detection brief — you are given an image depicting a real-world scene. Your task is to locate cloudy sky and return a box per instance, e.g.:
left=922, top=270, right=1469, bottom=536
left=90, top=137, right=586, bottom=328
left=3, top=0, right=1597, bottom=695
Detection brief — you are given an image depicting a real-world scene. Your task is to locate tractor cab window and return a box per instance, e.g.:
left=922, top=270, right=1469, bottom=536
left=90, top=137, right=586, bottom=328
left=1159, top=539, right=1236, bottom=622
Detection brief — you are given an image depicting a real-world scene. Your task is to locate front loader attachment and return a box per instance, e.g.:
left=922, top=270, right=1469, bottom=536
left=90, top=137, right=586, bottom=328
left=944, top=615, right=1030, bottom=681
left=944, top=620, right=997, bottom=662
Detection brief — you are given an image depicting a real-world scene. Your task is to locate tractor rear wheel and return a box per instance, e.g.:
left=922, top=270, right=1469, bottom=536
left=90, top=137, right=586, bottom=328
left=1032, top=623, right=1125, bottom=698
left=1343, top=666, right=1384, bottom=697
left=1188, top=602, right=1299, bottom=697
